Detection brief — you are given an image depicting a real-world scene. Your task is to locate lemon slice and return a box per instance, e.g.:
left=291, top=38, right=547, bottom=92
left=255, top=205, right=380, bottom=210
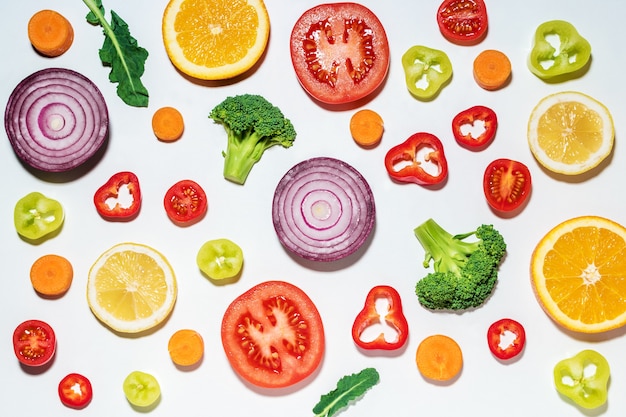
left=87, top=243, right=177, bottom=334
left=162, top=0, right=270, bottom=80
left=527, top=91, right=614, bottom=175
left=531, top=216, right=626, bottom=333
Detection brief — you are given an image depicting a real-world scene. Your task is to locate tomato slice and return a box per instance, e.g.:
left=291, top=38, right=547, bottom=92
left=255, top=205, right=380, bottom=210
left=163, top=179, right=208, bottom=225
left=437, top=0, right=488, bottom=45
left=290, top=3, right=389, bottom=105
left=58, top=373, right=93, bottom=409
left=221, top=280, right=325, bottom=388
left=483, top=159, right=532, bottom=212
left=12, top=319, right=56, bottom=367
left=487, top=318, right=526, bottom=360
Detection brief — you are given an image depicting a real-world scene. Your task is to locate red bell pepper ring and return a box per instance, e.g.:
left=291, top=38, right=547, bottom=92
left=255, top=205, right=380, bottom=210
left=452, top=105, right=498, bottom=149
left=351, top=285, right=409, bottom=351
left=93, top=171, right=142, bottom=220
left=487, top=318, right=526, bottom=360
left=384, top=132, right=448, bottom=185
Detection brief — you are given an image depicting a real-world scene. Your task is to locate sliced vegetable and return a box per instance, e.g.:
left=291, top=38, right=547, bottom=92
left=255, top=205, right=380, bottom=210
left=168, top=329, right=204, bottom=367
left=416, top=334, right=463, bottom=382
left=28, top=9, right=74, bottom=57
left=58, top=373, right=93, bottom=409
left=94, top=171, right=142, bottom=220
left=123, top=371, right=160, bottom=408
left=384, top=132, right=448, bottom=185
left=402, top=45, right=453, bottom=100
left=528, top=20, right=591, bottom=80
left=14, top=192, right=64, bottom=241
left=221, top=280, right=325, bottom=388
left=483, top=159, right=532, bottom=212
left=272, top=157, right=376, bottom=262
left=352, top=285, right=408, bottom=351
left=313, top=368, right=380, bottom=417
left=437, top=0, right=488, bottom=45
left=163, top=179, right=207, bottom=226
left=289, top=3, right=390, bottom=105
left=554, top=349, right=610, bottom=409
left=473, top=49, right=511, bottom=90
left=152, top=106, right=184, bottom=142
left=30, top=254, right=73, bottom=297
left=196, top=238, right=243, bottom=280
left=487, top=318, right=526, bottom=360
left=350, top=109, right=384, bottom=147
left=83, top=0, right=149, bottom=107
left=12, top=319, right=56, bottom=367
left=4, top=68, right=109, bottom=172
left=452, top=105, right=498, bottom=149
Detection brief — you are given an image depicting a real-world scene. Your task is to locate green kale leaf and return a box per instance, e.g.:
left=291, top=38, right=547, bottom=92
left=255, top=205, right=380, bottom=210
left=312, top=368, right=380, bottom=417
left=83, top=0, right=149, bottom=107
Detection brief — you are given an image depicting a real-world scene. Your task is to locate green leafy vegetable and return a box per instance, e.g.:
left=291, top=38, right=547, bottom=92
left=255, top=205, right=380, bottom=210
left=83, top=0, right=149, bottom=107
left=312, top=368, right=379, bottom=417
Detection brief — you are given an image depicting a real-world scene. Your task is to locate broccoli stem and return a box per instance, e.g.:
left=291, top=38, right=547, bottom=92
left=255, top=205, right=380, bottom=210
left=223, top=131, right=265, bottom=184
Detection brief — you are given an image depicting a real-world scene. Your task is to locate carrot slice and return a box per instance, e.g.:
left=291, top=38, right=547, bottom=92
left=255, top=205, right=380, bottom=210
left=152, top=106, right=185, bottom=142
left=416, top=334, right=463, bottom=381
left=30, top=254, right=73, bottom=297
left=350, top=109, right=384, bottom=147
left=168, top=329, right=204, bottom=367
left=473, top=49, right=511, bottom=91
left=28, top=10, right=74, bottom=57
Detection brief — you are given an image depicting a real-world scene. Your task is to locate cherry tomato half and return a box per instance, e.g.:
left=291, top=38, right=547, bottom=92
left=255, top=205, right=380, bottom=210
left=487, top=318, right=526, bottom=360
left=221, top=281, right=325, bottom=388
left=437, top=0, right=489, bottom=45
left=12, top=319, right=56, bottom=367
left=290, top=3, right=390, bottom=105
left=58, top=373, right=93, bottom=409
left=452, top=105, right=497, bottom=149
left=483, top=159, right=532, bottom=212
left=164, top=179, right=208, bottom=226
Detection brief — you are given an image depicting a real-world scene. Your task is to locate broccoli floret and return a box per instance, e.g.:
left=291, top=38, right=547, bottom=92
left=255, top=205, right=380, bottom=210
left=414, top=218, right=506, bottom=311
left=209, top=94, right=297, bottom=184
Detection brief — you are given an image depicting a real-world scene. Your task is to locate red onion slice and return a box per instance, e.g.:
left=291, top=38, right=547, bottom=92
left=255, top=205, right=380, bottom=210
left=272, top=157, right=376, bottom=262
left=4, top=68, right=109, bottom=172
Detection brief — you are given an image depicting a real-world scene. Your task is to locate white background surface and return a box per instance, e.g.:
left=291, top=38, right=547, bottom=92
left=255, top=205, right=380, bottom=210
left=1, top=1, right=625, bottom=416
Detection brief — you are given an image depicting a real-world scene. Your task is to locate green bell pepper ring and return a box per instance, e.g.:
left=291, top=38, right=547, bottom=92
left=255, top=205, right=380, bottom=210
left=402, top=45, right=452, bottom=100
left=14, top=191, right=64, bottom=241
left=528, top=20, right=591, bottom=80
left=553, top=349, right=610, bottom=409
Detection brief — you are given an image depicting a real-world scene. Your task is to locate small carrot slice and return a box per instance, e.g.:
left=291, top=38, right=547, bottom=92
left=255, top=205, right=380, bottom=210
left=168, top=329, right=204, bottom=367
left=473, top=49, right=511, bottom=91
left=30, top=254, right=73, bottom=297
left=152, top=106, right=185, bottom=142
left=350, top=109, right=384, bottom=147
left=28, top=10, right=74, bottom=57
left=416, top=334, right=463, bottom=381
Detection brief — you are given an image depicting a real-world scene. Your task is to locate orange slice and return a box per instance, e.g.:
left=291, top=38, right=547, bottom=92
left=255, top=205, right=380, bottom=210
left=162, top=0, right=270, bottom=80
left=530, top=216, right=626, bottom=333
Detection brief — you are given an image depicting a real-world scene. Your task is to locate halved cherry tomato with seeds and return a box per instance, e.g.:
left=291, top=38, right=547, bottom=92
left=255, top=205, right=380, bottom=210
left=487, top=318, right=526, bottom=360
left=58, top=373, right=93, bottom=409
left=437, top=0, right=489, bottom=45
left=221, top=280, right=325, bottom=388
left=164, top=179, right=207, bottom=226
left=483, top=159, right=531, bottom=212
left=13, top=319, right=56, bottom=367
left=290, top=3, right=390, bottom=105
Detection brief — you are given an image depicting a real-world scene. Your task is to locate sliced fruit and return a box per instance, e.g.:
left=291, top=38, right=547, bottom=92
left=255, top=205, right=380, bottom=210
left=86, top=243, right=177, bottom=334
left=531, top=216, right=626, bottom=333
left=162, top=0, right=270, bottom=80
left=527, top=91, right=614, bottom=175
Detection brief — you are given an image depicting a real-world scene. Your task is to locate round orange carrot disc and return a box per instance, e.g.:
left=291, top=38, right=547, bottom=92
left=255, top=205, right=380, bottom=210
left=30, top=254, right=73, bottom=296
left=473, top=49, right=512, bottom=91
left=28, top=10, right=74, bottom=57
left=416, top=334, right=463, bottom=381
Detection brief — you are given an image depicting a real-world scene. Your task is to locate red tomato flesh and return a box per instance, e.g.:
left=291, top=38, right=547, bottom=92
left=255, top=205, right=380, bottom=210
left=12, top=319, right=56, bottom=367
left=221, top=281, right=325, bottom=388
left=58, top=373, right=93, bottom=409
left=290, top=2, right=390, bottom=105
left=437, top=0, right=488, bottom=45
left=487, top=318, right=526, bottom=360
left=163, top=179, right=208, bottom=225
left=483, top=158, right=531, bottom=212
